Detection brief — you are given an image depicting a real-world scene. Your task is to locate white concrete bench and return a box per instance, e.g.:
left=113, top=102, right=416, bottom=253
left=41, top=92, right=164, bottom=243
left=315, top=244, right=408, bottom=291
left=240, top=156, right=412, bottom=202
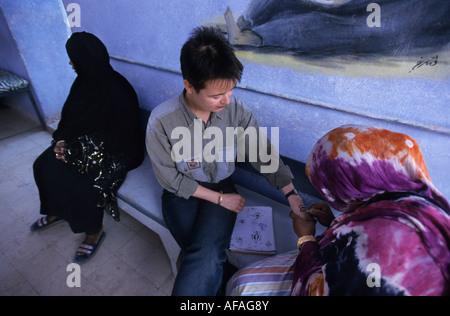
left=117, top=155, right=326, bottom=276
left=117, top=156, right=180, bottom=275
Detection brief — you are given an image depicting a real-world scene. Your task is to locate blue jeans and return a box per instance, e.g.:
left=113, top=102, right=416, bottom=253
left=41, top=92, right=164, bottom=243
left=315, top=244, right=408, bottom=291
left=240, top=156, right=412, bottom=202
left=162, top=177, right=237, bottom=296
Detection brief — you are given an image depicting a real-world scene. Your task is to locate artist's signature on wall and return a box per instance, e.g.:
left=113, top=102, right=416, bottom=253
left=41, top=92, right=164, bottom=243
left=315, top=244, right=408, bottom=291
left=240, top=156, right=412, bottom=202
left=409, top=55, right=438, bottom=73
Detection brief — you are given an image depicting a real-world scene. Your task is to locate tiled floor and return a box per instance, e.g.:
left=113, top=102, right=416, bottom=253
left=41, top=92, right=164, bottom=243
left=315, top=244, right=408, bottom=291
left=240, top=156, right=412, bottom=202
left=0, top=107, right=174, bottom=296
left=0, top=104, right=39, bottom=139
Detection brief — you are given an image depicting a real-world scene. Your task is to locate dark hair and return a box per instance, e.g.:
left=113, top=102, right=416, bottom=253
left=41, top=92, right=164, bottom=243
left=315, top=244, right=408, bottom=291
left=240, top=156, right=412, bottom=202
left=180, top=26, right=244, bottom=92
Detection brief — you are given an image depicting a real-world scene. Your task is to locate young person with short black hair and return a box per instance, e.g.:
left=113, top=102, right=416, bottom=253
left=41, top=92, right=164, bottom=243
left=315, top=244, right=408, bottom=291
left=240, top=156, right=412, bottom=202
left=146, top=26, right=308, bottom=296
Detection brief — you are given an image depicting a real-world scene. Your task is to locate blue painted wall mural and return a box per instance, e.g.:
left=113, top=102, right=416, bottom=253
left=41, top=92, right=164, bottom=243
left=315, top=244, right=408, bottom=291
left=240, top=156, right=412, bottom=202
left=2, top=0, right=448, bottom=199
left=225, top=0, right=449, bottom=56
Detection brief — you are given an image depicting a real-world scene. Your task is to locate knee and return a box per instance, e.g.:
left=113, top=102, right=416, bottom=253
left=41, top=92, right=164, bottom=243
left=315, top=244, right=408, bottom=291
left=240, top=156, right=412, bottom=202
left=33, top=147, right=52, bottom=173
left=186, top=241, right=227, bottom=266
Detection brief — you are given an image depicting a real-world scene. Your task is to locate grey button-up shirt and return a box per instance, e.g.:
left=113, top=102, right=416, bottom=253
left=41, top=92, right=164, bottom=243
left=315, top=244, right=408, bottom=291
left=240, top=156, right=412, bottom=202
left=146, top=92, right=293, bottom=199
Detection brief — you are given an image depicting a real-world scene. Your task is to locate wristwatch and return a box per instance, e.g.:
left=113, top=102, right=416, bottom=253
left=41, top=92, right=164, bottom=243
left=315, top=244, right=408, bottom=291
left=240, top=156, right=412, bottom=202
left=285, top=189, right=298, bottom=199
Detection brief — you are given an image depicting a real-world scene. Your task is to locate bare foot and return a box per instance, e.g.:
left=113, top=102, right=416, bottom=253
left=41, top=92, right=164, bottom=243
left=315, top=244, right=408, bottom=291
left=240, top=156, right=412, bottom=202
left=46, top=215, right=57, bottom=222
left=84, top=227, right=104, bottom=245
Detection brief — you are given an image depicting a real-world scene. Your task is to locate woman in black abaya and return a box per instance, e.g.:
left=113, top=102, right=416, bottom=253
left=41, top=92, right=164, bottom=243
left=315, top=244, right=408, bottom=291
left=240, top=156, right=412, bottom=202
left=31, top=32, right=143, bottom=264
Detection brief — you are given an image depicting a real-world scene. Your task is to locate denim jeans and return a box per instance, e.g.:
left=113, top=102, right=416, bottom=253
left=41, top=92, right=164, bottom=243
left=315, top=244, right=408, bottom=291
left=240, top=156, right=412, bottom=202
left=162, top=177, right=237, bottom=296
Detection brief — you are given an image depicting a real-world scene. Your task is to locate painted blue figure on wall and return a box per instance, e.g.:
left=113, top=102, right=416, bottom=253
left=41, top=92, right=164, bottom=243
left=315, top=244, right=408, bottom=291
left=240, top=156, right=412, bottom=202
left=225, top=0, right=450, bottom=56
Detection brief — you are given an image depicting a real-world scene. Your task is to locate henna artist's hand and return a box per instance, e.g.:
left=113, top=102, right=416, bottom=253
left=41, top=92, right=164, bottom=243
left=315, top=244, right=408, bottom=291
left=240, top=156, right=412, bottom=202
left=290, top=210, right=316, bottom=238
left=308, top=202, right=335, bottom=227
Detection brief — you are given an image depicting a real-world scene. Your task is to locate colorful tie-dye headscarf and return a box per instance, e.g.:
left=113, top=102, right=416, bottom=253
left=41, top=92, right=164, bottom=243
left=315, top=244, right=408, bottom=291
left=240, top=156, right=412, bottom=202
left=306, top=125, right=450, bottom=213
left=295, top=125, right=450, bottom=295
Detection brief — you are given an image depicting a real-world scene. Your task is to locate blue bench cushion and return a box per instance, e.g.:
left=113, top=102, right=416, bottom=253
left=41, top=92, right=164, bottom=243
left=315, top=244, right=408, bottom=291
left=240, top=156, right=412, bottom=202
left=117, top=156, right=165, bottom=226
left=0, top=69, right=29, bottom=94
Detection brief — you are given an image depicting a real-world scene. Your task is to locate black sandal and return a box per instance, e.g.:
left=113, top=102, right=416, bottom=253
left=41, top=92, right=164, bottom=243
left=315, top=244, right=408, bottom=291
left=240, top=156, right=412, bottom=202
left=73, top=232, right=106, bottom=265
left=30, top=216, right=64, bottom=232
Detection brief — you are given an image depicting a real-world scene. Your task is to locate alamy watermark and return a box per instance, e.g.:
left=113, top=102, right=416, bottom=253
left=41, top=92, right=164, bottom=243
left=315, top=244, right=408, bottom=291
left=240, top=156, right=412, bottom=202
left=367, top=3, right=381, bottom=28
left=66, top=3, right=381, bottom=30
left=171, top=119, right=280, bottom=174
left=66, top=263, right=81, bottom=288
left=65, top=261, right=381, bottom=289
left=366, top=263, right=381, bottom=288
left=66, top=3, right=81, bottom=27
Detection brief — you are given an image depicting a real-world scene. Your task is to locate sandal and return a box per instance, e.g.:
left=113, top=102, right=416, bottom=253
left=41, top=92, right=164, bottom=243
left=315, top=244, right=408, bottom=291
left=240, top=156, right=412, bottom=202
left=73, top=231, right=106, bottom=265
left=30, top=216, right=64, bottom=232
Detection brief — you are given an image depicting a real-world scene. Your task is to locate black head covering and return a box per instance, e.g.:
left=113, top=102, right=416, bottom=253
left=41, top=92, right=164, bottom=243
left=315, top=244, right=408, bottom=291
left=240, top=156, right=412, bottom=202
left=53, top=32, right=144, bottom=170
left=65, top=31, right=113, bottom=86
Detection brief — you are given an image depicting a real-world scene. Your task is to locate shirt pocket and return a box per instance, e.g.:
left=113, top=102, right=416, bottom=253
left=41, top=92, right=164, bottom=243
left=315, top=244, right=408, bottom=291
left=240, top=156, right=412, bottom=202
left=176, top=156, right=209, bottom=182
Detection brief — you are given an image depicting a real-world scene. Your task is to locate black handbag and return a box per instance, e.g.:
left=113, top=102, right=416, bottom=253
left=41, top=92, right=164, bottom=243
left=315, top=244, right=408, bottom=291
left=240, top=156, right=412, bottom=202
left=64, top=134, right=126, bottom=221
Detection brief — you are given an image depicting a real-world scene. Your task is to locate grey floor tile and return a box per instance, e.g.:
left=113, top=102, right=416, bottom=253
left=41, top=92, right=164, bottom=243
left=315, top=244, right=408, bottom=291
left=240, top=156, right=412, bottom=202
left=0, top=108, right=174, bottom=296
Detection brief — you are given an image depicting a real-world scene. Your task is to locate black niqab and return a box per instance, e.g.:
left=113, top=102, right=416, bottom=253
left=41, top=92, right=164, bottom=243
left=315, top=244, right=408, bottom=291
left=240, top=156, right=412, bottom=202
left=53, top=31, right=143, bottom=170
left=33, top=32, right=144, bottom=234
